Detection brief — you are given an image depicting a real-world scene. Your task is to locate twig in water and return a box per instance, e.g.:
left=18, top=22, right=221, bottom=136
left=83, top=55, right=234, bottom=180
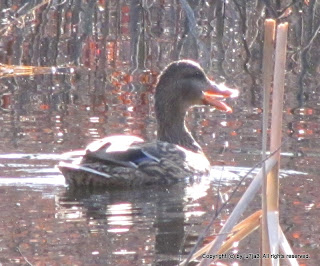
left=16, top=247, right=33, bottom=266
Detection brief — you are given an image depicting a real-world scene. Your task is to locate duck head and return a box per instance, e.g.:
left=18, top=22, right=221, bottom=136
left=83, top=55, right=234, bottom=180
left=155, top=60, right=238, bottom=151
left=155, top=60, right=238, bottom=115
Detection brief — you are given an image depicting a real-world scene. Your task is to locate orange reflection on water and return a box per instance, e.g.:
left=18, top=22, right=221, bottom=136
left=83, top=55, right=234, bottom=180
left=291, top=120, right=319, bottom=140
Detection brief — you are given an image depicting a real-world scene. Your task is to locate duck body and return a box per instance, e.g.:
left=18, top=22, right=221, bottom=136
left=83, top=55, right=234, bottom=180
left=59, top=60, right=238, bottom=188
left=59, top=135, right=210, bottom=187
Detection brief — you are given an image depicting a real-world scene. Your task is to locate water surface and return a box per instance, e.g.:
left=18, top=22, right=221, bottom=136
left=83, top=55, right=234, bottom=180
left=0, top=0, right=319, bottom=265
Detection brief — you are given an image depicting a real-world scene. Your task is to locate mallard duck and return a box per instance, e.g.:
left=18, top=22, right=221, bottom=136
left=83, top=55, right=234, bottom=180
left=59, top=60, right=238, bottom=187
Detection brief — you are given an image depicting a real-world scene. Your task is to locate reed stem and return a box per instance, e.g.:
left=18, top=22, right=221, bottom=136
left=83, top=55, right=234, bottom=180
left=261, top=19, right=276, bottom=265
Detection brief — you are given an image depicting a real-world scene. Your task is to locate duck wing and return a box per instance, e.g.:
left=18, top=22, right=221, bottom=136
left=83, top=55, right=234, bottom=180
left=81, top=135, right=161, bottom=168
left=84, top=144, right=159, bottom=168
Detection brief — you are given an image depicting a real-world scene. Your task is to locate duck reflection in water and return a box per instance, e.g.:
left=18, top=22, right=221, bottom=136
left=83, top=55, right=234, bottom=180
left=59, top=60, right=239, bottom=188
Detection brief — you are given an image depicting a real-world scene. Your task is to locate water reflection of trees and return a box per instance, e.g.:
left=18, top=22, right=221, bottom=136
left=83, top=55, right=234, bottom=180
left=0, top=0, right=319, bottom=164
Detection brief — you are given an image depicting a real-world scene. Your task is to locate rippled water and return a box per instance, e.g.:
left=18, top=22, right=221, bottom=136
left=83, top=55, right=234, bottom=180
left=0, top=1, right=319, bottom=265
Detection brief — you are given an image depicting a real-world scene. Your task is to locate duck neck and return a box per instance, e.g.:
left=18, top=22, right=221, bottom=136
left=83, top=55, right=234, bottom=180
left=156, top=111, right=202, bottom=153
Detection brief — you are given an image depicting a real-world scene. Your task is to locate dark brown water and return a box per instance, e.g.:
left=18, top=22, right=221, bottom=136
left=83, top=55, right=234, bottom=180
left=0, top=1, right=319, bottom=265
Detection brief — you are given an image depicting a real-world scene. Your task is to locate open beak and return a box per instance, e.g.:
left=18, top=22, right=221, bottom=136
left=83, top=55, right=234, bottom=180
left=202, top=80, right=239, bottom=113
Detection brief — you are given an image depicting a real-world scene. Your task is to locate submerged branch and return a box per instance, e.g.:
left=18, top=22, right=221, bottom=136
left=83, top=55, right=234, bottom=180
left=0, top=63, right=76, bottom=78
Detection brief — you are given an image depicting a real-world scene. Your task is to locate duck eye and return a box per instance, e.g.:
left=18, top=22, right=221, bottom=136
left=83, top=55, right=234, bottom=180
left=195, top=71, right=203, bottom=78
left=193, top=71, right=204, bottom=79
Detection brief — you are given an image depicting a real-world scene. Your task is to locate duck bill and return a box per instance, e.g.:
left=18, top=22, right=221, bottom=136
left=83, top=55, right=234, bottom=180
left=202, top=81, right=239, bottom=113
